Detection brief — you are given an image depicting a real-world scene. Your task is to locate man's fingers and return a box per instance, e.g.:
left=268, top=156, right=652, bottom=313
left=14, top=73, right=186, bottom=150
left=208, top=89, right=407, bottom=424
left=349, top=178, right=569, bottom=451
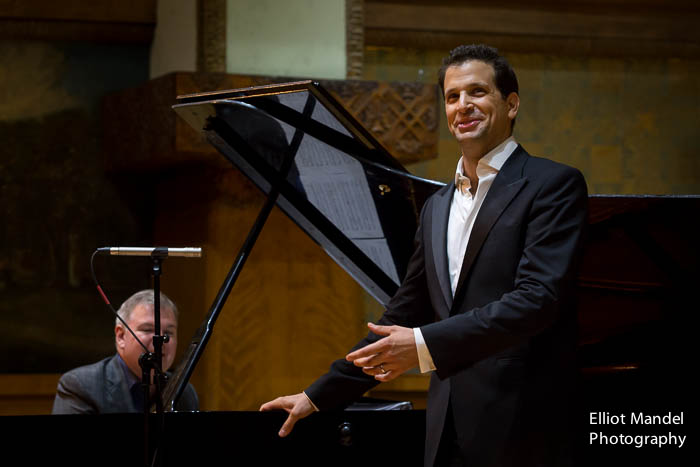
left=351, top=354, right=382, bottom=367
left=361, top=363, right=391, bottom=376
left=259, top=396, right=297, bottom=437
left=362, top=365, right=397, bottom=381
left=279, top=412, right=298, bottom=437
left=373, top=370, right=396, bottom=382
left=346, top=340, right=386, bottom=362
left=367, top=322, right=392, bottom=335
left=259, top=399, right=277, bottom=412
left=260, top=393, right=315, bottom=437
left=259, top=396, right=290, bottom=412
left=345, top=324, right=396, bottom=362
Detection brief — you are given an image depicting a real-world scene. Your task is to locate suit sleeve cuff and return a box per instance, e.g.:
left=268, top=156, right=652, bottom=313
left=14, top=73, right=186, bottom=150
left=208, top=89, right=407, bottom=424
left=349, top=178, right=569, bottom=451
left=414, top=327, right=436, bottom=373
left=302, top=391, right=319, bottom=412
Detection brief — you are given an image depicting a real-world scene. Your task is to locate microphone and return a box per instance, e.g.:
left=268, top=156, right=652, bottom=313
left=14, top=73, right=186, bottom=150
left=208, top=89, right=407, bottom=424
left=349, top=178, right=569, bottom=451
left=97, top=247, right=202, bottom=258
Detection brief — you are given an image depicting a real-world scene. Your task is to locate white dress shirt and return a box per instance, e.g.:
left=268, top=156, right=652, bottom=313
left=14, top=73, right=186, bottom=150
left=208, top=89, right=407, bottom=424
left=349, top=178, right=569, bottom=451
left=414, top=137, right=518, bottom=373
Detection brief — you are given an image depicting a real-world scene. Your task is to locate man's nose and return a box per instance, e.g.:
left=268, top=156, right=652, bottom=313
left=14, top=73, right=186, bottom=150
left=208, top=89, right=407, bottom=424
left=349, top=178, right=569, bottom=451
left=457, top=93, right=473, bottom=111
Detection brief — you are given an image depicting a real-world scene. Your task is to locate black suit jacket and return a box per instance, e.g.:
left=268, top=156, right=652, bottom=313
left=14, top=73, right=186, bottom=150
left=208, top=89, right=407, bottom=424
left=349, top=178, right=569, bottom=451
left=52, top=354, right=199, bottom=414
left=306, top=146, right=588, bottom=466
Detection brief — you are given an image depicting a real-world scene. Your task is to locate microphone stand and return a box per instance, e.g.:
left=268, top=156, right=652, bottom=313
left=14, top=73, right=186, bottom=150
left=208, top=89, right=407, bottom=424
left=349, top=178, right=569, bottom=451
left=140, top=249, right=169, bottom=467
left=92, top=246, right=201, bottom=466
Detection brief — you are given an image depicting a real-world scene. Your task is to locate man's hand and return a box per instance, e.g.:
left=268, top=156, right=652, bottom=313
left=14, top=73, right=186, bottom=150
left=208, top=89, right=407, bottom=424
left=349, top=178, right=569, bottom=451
left=346, top=323, right=418, bottom=382
left=259, top=393, right=315, bottom=437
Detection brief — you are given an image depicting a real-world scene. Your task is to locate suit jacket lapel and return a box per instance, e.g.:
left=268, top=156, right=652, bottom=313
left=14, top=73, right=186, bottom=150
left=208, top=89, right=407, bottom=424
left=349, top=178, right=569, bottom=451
left=452, top=147, right=529, bottom=308
left=431, top=182, right=454, bottom=314
left=106, top=354, right=137, bottom=413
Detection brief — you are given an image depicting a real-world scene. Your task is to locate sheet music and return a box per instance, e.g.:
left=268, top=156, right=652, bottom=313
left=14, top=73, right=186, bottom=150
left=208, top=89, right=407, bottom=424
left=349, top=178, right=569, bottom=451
left=274, top=91, right=400, bottom=284
left=353, top=239, right=400, bottom=284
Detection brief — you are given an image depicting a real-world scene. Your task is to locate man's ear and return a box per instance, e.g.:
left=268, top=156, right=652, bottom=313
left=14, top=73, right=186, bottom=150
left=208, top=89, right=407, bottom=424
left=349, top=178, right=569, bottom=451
left=507, top=92, right=520, bottom=120
left=115, top=324, right=126, bottom=350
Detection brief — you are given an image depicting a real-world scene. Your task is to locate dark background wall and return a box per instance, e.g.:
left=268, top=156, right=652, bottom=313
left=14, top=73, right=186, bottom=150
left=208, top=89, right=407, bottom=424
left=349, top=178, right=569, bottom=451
left=0, top=39, right=154, bottom=372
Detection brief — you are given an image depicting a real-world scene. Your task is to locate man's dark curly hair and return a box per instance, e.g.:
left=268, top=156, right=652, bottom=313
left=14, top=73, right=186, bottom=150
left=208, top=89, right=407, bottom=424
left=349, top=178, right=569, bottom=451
left=438, top=44, right=519, bottom=100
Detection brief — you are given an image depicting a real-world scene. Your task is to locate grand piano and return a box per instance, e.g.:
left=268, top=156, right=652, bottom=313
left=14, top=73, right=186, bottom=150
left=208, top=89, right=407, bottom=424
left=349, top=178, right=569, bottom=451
left=6, top=82, right=695, bottom=466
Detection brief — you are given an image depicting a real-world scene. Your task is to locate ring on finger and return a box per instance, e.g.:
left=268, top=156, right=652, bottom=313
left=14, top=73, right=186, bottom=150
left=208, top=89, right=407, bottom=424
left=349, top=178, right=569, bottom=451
left=379, top=363, right=387, bottom=374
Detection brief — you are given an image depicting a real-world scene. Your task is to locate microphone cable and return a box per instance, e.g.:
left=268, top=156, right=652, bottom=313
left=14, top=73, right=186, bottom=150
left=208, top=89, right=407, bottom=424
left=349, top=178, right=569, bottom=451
left=89, top=249, right=151, bottom=356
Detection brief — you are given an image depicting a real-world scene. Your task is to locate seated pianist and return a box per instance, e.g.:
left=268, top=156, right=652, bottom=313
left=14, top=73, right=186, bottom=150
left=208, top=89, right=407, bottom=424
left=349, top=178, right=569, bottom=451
left=52, top=289, right=198, bottom=414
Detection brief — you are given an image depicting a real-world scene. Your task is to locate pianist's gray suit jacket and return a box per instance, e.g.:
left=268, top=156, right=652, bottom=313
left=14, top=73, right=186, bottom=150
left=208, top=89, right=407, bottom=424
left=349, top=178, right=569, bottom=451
left=52, top=354, right=198, bottom=414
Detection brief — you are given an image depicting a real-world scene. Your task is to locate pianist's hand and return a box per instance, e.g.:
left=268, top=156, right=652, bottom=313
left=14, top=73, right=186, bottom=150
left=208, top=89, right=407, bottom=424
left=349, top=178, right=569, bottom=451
left=259, top=393, right=315, bottom=437
left=346, top=322, right=418, bottom=382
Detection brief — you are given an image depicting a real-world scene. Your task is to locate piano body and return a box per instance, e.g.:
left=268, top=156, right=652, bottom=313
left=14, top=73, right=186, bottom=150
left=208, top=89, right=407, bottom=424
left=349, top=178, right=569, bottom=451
left=5, top=82, right=695, bottom=466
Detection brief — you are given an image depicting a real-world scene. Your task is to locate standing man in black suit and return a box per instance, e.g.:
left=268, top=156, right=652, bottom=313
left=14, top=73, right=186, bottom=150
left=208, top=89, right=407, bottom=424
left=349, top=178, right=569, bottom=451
left=52, top=289, right=198, bottom=414
left=261, top=44, right=588, bottom=467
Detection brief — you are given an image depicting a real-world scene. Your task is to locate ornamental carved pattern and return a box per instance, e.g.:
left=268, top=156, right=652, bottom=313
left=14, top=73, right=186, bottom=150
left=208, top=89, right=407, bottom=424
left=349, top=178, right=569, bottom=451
left=322, top=80, right=439, bottom=164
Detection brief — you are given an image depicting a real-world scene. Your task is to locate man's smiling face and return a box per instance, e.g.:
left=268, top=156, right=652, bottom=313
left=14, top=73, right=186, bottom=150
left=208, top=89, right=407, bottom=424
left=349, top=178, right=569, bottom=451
left=443, top=60, right=519, bottom=156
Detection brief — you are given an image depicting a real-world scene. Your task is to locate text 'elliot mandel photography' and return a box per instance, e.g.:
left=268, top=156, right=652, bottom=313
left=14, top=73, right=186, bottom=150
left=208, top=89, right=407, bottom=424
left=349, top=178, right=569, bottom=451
left=589, top=412, right=686, bottom=448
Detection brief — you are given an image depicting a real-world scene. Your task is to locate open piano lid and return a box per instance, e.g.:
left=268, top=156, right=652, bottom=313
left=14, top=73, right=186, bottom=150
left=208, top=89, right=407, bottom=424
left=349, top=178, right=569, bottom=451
left=174, top=80, right=443, bottom=304
left=164, top=81, right=443, bottom=410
